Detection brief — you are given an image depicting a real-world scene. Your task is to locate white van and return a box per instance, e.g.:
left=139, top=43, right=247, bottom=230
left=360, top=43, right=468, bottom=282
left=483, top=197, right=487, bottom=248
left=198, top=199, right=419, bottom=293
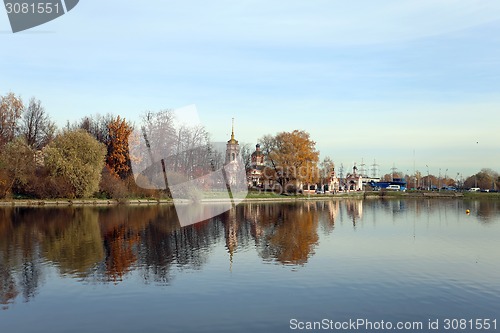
left=469, top=188, right=480, bottom=192
left=387, top=185, right=400, bottom=191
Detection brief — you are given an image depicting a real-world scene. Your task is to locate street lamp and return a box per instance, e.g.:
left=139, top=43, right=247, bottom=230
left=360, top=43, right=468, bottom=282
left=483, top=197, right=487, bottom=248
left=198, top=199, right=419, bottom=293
left=439, top=168, right=442, bottom=189
left=426, top=165, right=430, bottom=191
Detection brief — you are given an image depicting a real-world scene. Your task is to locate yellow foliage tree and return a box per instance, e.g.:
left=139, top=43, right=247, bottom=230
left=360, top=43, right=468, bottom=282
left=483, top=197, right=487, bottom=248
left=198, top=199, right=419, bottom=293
left=260, top=130, right=320, bottom=191
left=106, top=116, right=133, bottom=179
left=44, top=129, right=106, bottom=198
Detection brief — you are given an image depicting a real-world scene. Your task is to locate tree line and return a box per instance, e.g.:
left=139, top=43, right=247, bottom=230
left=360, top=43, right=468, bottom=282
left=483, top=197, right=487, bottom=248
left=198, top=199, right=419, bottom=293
left=379, top=168, right=500, bottom=191
left=1, top=91, right=497, bottom=198
left=0, top=91, right=328, bottom=199
left=0, top=92, right=161, bottom=199
left=0, top=92, right=231, bottom=199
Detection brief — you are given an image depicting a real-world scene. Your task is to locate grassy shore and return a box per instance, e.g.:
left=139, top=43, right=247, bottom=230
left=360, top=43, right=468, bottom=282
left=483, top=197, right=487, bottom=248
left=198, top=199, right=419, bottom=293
left=1, top=190, right=498, bottom=207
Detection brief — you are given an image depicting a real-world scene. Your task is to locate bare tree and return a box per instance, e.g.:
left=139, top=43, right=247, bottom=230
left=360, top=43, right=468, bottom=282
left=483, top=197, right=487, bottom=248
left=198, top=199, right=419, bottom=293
left=239, top=143, right=253, bottom=171
left=19, top=97, right=56, bottom=150
left=0, top=92, right=24, bottom=148
left=319, top=156, right=335, bottom=186
left=77, top=113, right=115, bottom=144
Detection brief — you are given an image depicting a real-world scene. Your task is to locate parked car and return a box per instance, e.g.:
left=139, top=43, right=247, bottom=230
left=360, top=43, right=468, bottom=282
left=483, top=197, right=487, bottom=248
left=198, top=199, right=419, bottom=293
left=468, top=188, right=480, bottom=192
left=442, top=186, right=457, bottom=191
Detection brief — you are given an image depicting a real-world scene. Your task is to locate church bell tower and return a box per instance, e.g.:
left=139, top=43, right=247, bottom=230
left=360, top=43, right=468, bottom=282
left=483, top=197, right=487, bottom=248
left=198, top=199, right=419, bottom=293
left=225, top=118, right=240, bottom=164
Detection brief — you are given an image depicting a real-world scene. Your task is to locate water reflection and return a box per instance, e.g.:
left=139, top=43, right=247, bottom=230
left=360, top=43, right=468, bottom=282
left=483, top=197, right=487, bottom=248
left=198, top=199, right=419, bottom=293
left=1, top=199, right=499, bottom=310
left=246, top=202, right=319, bottom=265
left=345, top=199, right=363, bottom=227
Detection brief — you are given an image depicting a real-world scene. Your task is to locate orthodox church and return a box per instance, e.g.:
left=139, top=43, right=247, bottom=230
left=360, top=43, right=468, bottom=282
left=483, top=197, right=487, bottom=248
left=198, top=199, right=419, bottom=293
left=328, top=166, right=340, bottom=193
left=247, top=144, right=265, bottom=187
left=344, top=164, right=364, bottom=191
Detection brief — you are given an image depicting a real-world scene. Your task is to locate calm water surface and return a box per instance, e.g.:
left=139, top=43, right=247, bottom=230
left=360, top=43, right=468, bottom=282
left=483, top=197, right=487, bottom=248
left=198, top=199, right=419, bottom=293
left=1, top=199, right=499, bottom=332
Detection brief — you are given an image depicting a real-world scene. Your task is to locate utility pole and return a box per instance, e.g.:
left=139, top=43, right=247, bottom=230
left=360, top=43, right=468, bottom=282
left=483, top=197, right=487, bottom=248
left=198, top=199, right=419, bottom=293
left=391, top=163, right=398, bottom=181
left=426, top=165, right=430, bottom=190
left=360, top=158, right=366, bottom=178
left=339, top=163, right=344, bottom=190
left=371, top=159, right=379, bottom=179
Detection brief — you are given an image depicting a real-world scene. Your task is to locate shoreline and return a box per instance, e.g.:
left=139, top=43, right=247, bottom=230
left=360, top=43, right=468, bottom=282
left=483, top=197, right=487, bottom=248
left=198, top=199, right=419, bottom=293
left=1, top=191, right=496, bottom=208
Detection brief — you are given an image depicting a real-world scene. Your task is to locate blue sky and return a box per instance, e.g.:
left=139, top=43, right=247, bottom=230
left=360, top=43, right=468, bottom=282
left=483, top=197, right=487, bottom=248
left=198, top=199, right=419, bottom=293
left=1, top=0, right=500, bottom=179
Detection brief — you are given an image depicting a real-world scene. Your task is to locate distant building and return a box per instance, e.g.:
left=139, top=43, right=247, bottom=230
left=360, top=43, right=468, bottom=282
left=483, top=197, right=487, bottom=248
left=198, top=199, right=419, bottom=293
left=225, top=119, right=242, bottom=186
left=328, top=166, right=340, bottom=193
left=225, top=119, right=239, bottom=164
left=247, top=144, right=265, bottom=187
left=345, top=165, right=363, bottom=191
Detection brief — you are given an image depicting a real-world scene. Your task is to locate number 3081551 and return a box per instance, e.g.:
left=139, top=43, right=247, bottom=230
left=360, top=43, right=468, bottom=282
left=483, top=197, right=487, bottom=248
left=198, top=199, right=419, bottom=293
left=5, top=2, right=61, bottom=14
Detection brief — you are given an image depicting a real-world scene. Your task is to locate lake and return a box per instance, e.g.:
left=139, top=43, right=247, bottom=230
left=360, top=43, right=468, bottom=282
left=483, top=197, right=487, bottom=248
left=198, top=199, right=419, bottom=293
left=1, top=199, right=499, bottom=332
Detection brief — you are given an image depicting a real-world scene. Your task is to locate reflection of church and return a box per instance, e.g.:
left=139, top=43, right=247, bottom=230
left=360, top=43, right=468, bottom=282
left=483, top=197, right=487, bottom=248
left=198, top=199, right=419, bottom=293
left=224, top=208, right=238, bottom=271
left=345, top=199, right=363, bottom=226
left=327, top=200, right=340, bottom=221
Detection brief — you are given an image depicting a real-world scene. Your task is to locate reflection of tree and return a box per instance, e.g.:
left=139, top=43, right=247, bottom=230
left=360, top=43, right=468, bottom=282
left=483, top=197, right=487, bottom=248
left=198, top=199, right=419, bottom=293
left=42, top=209, right=104, bottom=277
left=0, top=208, right=47, bottom=308
left=476, top=201, right=499, bottom=222
left=98, top=206, right=158, bottom=282
left=251, top=203, right=319, bottom=265
left=0, top=205, right=230, bottom=308
left=0, top=201, right=330, bottom=308
left=139, top=208, right=223, bottom=284
left=103, top=224, right=139, bottom=282
left=0, top=261, right=18, bottom=310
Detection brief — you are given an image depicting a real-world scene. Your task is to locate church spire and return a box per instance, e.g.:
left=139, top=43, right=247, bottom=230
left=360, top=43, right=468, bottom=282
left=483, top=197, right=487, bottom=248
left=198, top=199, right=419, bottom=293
left=231, top=117, right=235, bottom=141
left=227, top=117, right=238, bottom=145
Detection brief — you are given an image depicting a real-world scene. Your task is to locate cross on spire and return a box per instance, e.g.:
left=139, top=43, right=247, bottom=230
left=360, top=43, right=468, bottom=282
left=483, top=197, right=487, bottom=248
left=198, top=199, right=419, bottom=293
left=227, top=117, right=238, bottom=145
left=231, top=117, right=235, bottom=141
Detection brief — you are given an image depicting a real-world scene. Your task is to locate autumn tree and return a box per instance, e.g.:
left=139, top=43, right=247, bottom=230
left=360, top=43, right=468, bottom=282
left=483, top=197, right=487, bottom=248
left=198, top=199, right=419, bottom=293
left=19, top=97, right=56, bottom=149
left=0, top=92, right=24, bottom=148
left=259, top=130, right=320, bottom=191
left=0, top=137, right=35, bottom=197
left=44, top=129, right=106, bottom=198
left=464, top=169, right=499, bottom=190
left=106, top=116, right=133, bottom=179
left=421, top=174, right=438, bottom=189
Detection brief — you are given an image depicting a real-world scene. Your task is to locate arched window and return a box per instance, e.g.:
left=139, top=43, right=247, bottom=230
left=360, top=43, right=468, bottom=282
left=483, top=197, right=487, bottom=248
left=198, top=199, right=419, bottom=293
left=232, top=153, right=235, bottom=161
